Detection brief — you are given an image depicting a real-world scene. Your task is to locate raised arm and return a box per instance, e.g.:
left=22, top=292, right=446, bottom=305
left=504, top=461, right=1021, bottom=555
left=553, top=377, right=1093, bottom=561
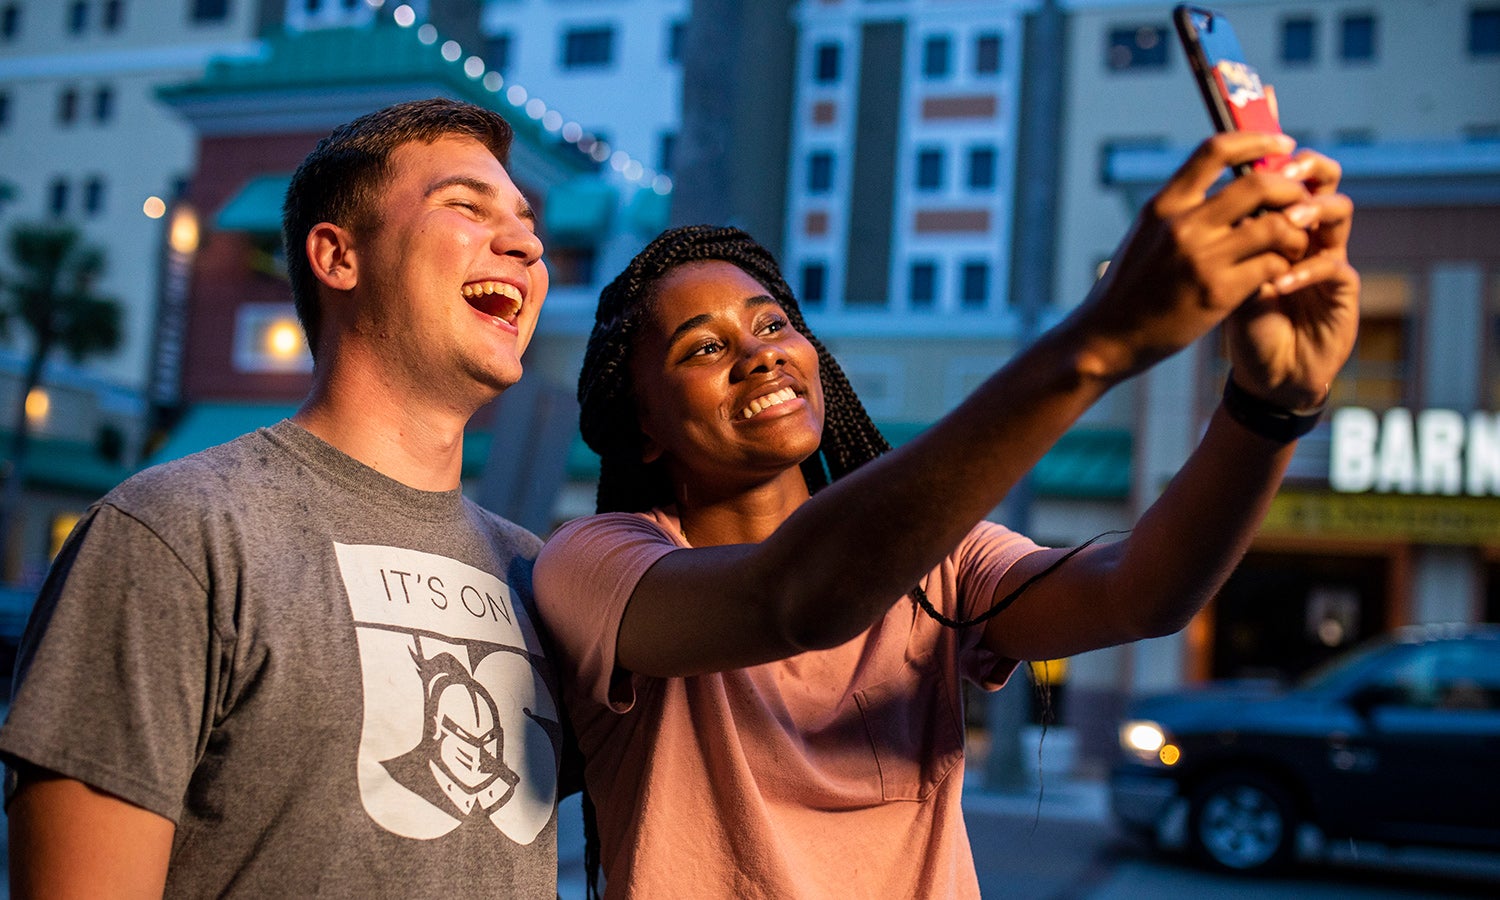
left=979, top=144, right=1358, bottom=662
left=9, top=772, right=175, bottom=899
left=615, top=133, right=1355, bottom=677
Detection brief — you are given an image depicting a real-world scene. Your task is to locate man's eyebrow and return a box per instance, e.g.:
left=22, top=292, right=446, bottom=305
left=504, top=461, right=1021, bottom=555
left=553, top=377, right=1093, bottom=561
left=424, top=175, right=498, bottom=198
left=666, top=294, right=778, bottom=346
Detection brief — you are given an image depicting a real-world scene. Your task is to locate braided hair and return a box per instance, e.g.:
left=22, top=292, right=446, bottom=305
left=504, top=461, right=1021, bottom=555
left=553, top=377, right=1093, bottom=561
left=579, top=224, right=893, bottom=513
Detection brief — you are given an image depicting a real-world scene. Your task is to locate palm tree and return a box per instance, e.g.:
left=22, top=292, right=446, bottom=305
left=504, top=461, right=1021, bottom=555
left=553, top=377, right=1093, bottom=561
left=0, top=223, right=122, bottom=578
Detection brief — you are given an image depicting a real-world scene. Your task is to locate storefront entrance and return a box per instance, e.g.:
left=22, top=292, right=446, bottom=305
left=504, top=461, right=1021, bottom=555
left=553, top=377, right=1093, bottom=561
left=1209, top=550, right=1394, bottom=681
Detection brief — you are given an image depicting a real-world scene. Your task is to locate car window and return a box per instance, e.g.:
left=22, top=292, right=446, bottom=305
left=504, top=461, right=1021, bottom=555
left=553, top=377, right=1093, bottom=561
left=1364, top=639, right=1500, bottom=711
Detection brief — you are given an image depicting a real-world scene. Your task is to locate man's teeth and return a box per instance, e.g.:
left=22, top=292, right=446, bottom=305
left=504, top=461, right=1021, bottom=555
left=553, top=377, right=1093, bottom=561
left=741, top=387, right=797, bottom=419
left=460, top=281, right=523, bottom=320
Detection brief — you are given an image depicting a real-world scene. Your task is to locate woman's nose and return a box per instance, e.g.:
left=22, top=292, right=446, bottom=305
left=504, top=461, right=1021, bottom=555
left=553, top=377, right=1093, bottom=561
left=735, top=337, right=784, bottom=377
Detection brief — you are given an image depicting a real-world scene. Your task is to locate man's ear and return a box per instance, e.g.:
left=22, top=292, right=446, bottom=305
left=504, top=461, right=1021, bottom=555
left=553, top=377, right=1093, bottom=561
left=306, top=222, right=357, bottom=292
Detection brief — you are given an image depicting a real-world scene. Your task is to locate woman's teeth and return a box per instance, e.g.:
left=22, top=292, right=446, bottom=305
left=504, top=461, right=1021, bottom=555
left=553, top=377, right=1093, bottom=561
left=741, top=387, right=797, bottom=419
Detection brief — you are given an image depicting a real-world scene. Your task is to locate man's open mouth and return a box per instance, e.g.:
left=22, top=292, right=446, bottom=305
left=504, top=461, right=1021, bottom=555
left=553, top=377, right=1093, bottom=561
left=461, top=280, right=522, bottom=323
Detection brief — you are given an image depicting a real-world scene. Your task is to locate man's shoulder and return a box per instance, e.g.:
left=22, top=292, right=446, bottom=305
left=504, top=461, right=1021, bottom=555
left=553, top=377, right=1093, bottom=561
left=461, top=499, right=544, bottom=557
left=105, top=428, right=280, bottom=517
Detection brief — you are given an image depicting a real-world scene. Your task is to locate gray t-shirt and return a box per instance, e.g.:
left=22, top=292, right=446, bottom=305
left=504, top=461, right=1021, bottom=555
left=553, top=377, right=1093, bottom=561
left=0, top=421, right=561, bottom=897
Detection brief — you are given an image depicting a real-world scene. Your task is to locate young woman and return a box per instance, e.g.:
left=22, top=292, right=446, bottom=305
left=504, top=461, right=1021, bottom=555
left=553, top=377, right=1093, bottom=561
left=534, top=133, right=1358, bottom=898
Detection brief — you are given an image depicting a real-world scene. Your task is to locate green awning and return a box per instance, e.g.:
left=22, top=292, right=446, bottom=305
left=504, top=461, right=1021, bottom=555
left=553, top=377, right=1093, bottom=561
left=564, top=424, right=1132, bottom=500
left=627, top=188, right=671, bottom=235
left=543, top=178, right=616, bottom=242
left=216, top=174, right=292, bottom=233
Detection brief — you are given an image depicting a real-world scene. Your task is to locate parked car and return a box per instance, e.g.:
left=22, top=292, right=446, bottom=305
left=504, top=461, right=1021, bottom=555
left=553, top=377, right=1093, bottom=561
left=1110, top=623, right=1500, bottom=874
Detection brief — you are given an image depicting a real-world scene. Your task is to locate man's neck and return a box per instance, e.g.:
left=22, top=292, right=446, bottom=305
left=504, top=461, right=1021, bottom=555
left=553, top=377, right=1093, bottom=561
left=293, top=375, right=475, bottom=493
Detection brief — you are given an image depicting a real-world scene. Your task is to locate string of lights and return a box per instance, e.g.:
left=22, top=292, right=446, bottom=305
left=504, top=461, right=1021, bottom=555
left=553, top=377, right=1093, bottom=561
left=380, top=0, right=674, bottom=196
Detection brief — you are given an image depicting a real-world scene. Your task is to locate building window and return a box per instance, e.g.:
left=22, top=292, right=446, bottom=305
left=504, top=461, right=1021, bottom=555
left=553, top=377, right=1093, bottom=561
left=922, top=34, right=952, bottom=78
left=93, top=85, right=114, bottom=122
left=1471, top=7, right=1500, bottom=56
left=1280, top=17, right=1316, bottom=63
left=658, top=131, right=676, bottom=173
left=967, top=146, right=996, bottom=190
left=49, top=179, right=70, bottom=217
left=960, top=261, right=989, bottom=308
left=813, top=41, right=841, bottom=84
left=915, top=147, right=944, bottom=191
left=1333, top=271, right=1409, bottom=409
left=1, top=4, right=19, bottom=41
left=1340, top=13, right=1376, bottom=62
left=487, top=32, right=512, bottom=73
left=909, top=261, right=938, bottom=309
left=975, top=32, right=1002, bottom=75
left=1107, top=25, right=1169, bottom=70
left=69, top=1, right=90, bottom=34
left=84, top=177, right=105, bottom=216
left=562, top=26, right=616, bottom=69
left=807, top=151, right=834, bottom=193
left=800, top=262, right=826, bottom=307
left=191, top=0, right=229, bottom=23
left=58, top=88, right=79, bottom=125
left=0, top=91, right=9, bottom=129
left=103, top=0, right=124, bottom=30
left=234, top=304, right=314, bottom=374
left=667, top=20, right=684, bottom=63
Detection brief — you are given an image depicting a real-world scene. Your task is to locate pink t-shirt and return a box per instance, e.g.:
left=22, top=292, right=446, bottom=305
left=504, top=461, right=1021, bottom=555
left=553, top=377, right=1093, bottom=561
left=534, top=509, right=1041, bottom=899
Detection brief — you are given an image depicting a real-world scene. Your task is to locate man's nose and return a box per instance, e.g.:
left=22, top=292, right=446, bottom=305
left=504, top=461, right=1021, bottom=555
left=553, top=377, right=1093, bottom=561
left=493, top=213, right=544, bottom=265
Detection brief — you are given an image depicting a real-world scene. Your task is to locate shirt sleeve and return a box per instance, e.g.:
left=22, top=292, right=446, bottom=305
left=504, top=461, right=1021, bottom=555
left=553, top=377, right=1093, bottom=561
left=0, top=504, right=215, bottom=823
left=532, top=513, right=678, bottom=713
left=950, top=520, right=1046, bottom=690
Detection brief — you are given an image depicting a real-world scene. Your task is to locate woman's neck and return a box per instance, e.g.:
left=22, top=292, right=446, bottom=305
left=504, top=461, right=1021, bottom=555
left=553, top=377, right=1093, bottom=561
left=673, top=469, right=812, bottom=547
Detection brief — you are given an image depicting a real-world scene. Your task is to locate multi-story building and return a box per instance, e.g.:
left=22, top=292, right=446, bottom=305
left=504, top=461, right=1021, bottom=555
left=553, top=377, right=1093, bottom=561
left=1057, top=0, right=1500, bottom=765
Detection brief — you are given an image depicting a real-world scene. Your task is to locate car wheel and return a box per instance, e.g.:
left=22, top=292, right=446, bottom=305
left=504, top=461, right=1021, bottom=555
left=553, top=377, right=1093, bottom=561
left=1189, top=772, right=1296, bottom=874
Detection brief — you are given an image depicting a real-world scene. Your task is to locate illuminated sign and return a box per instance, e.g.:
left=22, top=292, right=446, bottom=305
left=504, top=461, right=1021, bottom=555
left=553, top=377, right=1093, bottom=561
left=1330, top=407, right=1500, bottom=496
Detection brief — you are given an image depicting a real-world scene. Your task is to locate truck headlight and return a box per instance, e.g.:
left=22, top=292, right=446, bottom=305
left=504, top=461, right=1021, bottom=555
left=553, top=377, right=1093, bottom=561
left=1120, top=719, right=1181, bottom=766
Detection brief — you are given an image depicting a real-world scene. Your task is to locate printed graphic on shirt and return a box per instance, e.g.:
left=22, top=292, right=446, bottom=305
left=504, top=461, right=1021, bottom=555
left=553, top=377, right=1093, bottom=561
left=336, top=543, right=557, bottom=844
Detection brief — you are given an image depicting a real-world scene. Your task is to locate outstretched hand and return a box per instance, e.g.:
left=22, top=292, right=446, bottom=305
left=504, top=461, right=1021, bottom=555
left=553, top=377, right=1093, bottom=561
left=1070, top=132, right=1358, bottom=399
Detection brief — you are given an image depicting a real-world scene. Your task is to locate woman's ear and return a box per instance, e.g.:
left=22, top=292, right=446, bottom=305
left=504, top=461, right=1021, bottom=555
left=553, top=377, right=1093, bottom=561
left=306, top=222, right=357, bottom=292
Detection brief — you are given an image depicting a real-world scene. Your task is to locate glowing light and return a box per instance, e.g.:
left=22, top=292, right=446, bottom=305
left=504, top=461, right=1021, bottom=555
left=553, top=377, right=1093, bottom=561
left=590, top=142, right=611, bottom=163
left=366, top=0, right=385, bottom=9
left=464, top=56, right=485, bottom=78
left=610, top=150, right=630, bottom=172
left=525, top=98, right=546, bottom=120
left=506, top=84, right=527, bottom=106
left=24, top=388, right=49, bottom=426
left=265, top=320, right=305, bottom=360
left=392, top=4, right=415, bottom=27
left=168, top=206, right=200, bottom=255
left=542, top=110, right=563, bottom=132
left=417, top=23, right=437, bottom=44
left=652, top=175, right=673, bottom=195
left=1122, top=721, right=1165, bottom=754
left=482, top=71, right=503, bottom=92
left=623, top=160, right=644, bottom=181
left=561, top=121, right=583, bottom=143
left=142, top=196, right=166, bottom=219
left=441, top=40, right=461, bottom=62
left=1158, top=744, right=1181, bottom=766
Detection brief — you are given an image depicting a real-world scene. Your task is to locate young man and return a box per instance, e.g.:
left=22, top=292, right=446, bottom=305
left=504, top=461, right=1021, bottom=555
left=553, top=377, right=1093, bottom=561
left=0, top=98, right=563, bottom=896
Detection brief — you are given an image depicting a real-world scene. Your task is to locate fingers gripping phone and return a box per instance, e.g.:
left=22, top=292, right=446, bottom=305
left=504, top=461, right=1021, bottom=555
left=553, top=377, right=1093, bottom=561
left=1173, top=4, right=1291, bottom=174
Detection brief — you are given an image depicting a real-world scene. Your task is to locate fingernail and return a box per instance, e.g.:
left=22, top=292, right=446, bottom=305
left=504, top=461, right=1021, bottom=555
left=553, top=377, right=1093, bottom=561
left=1274, top=271, right=1302, bottom=293
left=1286, top=203, right=1318, bottom=228
left=1280, top=159, right=1311, bottom=180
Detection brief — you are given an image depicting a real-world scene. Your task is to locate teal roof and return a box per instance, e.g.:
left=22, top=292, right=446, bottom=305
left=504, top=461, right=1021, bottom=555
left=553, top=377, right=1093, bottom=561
left=216, top=174, right=292, bottom=233
left=565, top=425, right=1133, bottom=500
left=543, top=178, right=616, bottom=242
left=157, top=24, right=592, bottom=174
left=14, top=436, right=135, bottom=495
left=145, top=402, right=491, bottom=480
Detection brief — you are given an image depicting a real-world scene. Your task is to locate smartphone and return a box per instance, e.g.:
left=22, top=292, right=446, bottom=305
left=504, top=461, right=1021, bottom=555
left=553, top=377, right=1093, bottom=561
left=1173, top=4, right=1290, bottom=174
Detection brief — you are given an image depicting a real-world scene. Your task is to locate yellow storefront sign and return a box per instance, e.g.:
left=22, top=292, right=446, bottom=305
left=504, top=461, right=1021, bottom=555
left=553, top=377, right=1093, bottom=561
left=1262, top=491, right=1500, bottom=545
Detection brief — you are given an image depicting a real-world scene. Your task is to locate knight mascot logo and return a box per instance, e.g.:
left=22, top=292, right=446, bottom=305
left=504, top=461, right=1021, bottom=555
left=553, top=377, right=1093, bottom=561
left=335, top=543, right=557, bottom=843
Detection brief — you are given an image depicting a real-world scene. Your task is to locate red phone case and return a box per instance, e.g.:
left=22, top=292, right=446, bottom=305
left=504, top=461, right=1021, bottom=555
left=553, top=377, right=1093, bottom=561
left=1211, top=59, right=1290, bottom=171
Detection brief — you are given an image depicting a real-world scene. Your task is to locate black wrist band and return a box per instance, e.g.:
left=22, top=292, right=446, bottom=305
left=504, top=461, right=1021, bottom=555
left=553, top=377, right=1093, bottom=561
left=1221, top=374, right=1325, bottom=443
